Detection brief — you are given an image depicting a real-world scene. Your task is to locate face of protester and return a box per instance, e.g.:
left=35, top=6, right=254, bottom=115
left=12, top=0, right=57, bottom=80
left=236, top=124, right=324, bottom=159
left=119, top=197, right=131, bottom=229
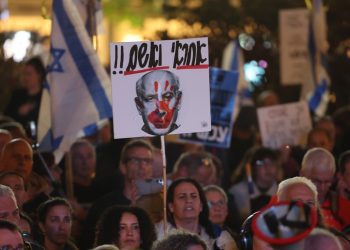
left=23, top=64, right=41, bottom=91
left=116, top=212, right=141, bottom=250
left=193, top=164, right=216, bottom=187
left=135, top=70, right=181, bottom=135
left=0, top=140, right=33, bottom=181
left=72, top=144, right=96, bottom=181
left=120, top=146, right=153, bottom=181
left=0, top=175, right=27, bottom=207
left=253, top=158, right=277, bottom=189
left=205, top=190, right=228, bottom=226
left=308, top=130, right=333, bottom=152
left=278, top=183, right=316, bottom=207
left=341, top=162, right=350, bottom=189
left=169, top=182, right=203, bottom=223
left=0, top=196, right=20, bottom=225
left=40, top=205, right=72, bottom=247
left=308, top=168, right=333, bottom=203
left=0, top=132, right=12, bottom=154
left=0, top=229, right=24, bottom=250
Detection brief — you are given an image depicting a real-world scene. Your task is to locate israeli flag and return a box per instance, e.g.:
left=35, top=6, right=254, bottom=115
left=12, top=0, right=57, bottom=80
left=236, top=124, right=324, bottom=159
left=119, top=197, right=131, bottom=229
left=222, top=40, right=253, bottom=121
left=38, top=0, right=112, bottom=162
left=307, top=0, right=330, bottom=117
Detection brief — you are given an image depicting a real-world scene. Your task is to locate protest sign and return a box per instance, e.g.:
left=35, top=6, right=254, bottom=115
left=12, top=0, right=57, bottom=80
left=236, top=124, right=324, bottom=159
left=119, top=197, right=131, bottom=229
left=180, top=67, right=238, bottom=148
left=279, top=9, right=313, bottom=89
left=110, top=37, right=211, bottom=139
left=257, top=101, right=312, bottom=149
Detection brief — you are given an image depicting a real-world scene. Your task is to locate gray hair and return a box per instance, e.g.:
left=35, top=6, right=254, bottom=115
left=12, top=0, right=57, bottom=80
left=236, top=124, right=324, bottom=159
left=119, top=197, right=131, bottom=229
left=0, top=184, right=16, bottom=201
left=301, top=147, right=336, bottom=176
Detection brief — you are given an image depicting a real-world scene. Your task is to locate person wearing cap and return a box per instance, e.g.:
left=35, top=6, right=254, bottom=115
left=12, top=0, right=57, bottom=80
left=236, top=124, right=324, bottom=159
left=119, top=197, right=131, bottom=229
left=300, top=147, right=350, bottom=230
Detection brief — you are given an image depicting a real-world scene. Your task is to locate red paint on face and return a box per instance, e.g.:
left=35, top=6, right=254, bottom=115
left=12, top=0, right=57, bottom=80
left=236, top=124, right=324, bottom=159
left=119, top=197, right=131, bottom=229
left=154, top=81, right=158, bottom=93
left=147, top=80, right=176, bottom=129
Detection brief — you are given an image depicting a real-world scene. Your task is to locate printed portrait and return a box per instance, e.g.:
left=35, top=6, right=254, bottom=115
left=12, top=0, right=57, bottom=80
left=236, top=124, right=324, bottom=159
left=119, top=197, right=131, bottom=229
left=134, top=70, right=182, bottom=136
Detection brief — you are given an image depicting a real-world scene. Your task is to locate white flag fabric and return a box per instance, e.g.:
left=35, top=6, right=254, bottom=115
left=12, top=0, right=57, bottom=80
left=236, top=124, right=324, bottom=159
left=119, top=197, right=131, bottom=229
left=307, top=0, right=330, bottom=117
left=38, top=0, right=112, bottom=162
left=222, top=40, right=253, bottom=121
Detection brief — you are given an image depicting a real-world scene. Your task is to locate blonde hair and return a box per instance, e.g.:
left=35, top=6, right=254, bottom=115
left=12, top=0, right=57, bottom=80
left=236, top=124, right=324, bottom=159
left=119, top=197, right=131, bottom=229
left=277, top=176, right=318, bottom=203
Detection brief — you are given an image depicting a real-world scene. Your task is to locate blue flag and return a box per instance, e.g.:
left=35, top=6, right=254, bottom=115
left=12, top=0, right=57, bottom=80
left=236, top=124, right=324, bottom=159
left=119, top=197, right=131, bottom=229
left=307, top=0, right=330, bottom=117
left=38, top=0, right=112, bottom=162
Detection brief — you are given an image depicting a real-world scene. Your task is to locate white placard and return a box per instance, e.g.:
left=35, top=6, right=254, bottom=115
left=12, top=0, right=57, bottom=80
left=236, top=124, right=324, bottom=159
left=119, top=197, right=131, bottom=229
left=279, top=9, right=313, bottom=86
left=257, top=101, right=312, bottom=149
left=110, top=37, right=211, bottom=139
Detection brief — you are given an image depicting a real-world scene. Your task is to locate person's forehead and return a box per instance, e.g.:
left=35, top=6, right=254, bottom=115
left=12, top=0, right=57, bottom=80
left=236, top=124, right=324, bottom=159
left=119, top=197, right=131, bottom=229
left=310, top=167, right=333, bottom=179
left=205, top=190, right=224, bottom=200
left=126, top=146, right=152, bottom=156
left=0, top=175, right=24, bottom=185
left=120, top=212, right=138, bottom=223
left=0, top=229, right=22, bottom=244
left=7, top=142, right=32, bottom=154
left=175, top=182, right=198, bottom=193
left=0, top=196, right=17, bottom=210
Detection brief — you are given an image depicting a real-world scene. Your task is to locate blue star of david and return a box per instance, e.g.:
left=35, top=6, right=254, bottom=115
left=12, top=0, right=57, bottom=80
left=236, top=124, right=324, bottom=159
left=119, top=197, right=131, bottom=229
left=47, top=48, right=65, bottom=73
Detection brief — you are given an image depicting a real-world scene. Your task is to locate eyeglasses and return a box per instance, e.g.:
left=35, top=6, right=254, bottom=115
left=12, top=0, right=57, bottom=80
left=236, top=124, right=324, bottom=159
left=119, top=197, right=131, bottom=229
left=125, top=157, right=152, bottom=166
left=207, top=200, right=226, bottom=209
left=254, top=158, right=275, bottom=167
left=0, top=244, right=25, bottom=250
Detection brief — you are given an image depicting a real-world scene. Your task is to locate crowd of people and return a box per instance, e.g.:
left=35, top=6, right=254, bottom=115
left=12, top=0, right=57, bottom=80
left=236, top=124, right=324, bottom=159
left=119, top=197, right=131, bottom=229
left=1, top=57, right=350, bottom=250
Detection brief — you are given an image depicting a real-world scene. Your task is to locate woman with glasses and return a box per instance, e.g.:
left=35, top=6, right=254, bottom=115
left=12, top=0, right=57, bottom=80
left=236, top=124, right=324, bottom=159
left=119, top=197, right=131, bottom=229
left=204, top=185, right=238, bottom=250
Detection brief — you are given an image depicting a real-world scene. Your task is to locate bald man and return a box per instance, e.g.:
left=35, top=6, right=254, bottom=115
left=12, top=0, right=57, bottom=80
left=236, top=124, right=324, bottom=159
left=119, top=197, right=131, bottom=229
left=0, top=138, right=33, bottom=181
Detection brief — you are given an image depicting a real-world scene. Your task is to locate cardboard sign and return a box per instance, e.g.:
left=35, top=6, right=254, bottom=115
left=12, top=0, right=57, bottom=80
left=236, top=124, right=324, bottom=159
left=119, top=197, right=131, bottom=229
left=180, top=67, right=238, bottom=148
left=257, top=101, right=312, bottom=149
left=279, top=9, right=313, bottom=87
left=110, top=38, right=211, bottom=139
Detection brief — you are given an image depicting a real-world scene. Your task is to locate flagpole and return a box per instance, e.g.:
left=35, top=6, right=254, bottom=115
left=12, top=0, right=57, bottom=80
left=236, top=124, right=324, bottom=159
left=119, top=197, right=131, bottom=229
left=65, top=151, right=74, bottom=199
left=160, top=135, right=168, bottom=235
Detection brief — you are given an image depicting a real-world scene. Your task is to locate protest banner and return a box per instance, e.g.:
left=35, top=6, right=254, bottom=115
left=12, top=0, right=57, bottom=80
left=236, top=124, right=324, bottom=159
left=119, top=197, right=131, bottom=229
left=110, top=37, right=211, bottom=139
left=257, top=101, right=312, bottom=149
left=279, top=9, right=313, bottom=88
left=180, top=67, right=238, bottom=148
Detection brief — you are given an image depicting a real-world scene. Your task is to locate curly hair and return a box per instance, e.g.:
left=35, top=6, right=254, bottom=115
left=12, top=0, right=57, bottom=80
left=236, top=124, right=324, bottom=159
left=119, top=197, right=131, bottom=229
left=152, top=230, right=207, bottom=250
left=166, top=178, right=214, bottom=238
left=94, top=206, right=156, bottom=250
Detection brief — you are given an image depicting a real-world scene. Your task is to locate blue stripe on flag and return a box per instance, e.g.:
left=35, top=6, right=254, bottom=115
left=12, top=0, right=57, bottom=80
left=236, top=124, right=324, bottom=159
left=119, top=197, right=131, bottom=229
left=83, top=123, right=99, bottom=135
left=54, top=0, right=112, bottom=119
left=230, top=41, right=239, bottom=71
left=308, top=79, right=327, bottom=112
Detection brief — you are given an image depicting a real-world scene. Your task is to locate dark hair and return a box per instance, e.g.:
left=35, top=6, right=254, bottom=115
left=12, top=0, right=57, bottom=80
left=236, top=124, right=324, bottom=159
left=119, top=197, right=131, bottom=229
left=166, top=178, right=214, bottom=238
left=94, top=206, right=156, bottom=250
left=250, top=147, right=278, bottom=167
left=120, top=139, right=154, bottom=164
left=25, top=57, right=46, bottom=83
left=152, top=231, right=208, bottom=250
left=37, top=197, right=72, bottom=223
left=338, top=150, right=350, bottom=174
